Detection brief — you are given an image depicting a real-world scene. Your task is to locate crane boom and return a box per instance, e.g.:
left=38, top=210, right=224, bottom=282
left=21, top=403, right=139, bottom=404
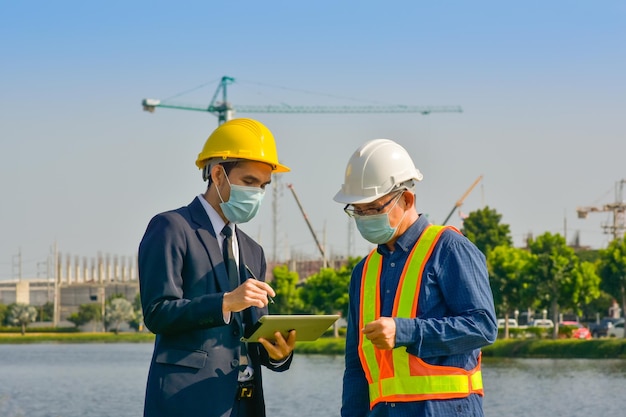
left=287, top=183, right=327, bottom=266
left=142, top=100, right=462, bottom=115
left=142, top=75, right=463, bottom=125
left=442, top=175, right=483, bottom=225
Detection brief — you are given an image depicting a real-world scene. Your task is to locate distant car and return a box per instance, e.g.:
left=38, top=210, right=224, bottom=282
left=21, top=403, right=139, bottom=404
left=561, top=321, right=592, bottom=340
left=589, top=317, right=620, bottom=338
left=607, top=319, right=624, bottom=338
left=530, top=319, right=554, bottom=328
left=497, top=318, right=518, bottom=328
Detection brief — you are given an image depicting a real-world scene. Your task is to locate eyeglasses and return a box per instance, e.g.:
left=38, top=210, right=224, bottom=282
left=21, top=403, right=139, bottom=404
left=343, top=191, right=404, bottom=218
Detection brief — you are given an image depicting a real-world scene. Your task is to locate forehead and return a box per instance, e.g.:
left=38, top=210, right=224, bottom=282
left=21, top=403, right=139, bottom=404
left=354, top=192, right=394, bottom=207
left=230, top=160, right=273, bottom=181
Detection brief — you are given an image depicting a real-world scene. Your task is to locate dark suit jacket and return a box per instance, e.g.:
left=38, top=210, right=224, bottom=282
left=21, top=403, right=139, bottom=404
left=138, top=197, right=292, bottom=417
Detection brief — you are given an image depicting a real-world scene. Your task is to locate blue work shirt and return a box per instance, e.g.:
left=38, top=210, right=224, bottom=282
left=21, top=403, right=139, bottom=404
left=341, top=214, right=497, bottom=417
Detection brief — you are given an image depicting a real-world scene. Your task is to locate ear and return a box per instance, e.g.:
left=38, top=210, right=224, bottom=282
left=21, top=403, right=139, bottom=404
left=210, top=164, right=225, bottom=185
left=401, top=191, right=415, bottom=210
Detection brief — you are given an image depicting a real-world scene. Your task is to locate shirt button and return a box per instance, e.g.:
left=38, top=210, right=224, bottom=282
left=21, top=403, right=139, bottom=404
left=390, top=262, right=395, bottom=267
left=390, top=403, right=396, bottom=407
left=231, top=359, right=239, bottom=368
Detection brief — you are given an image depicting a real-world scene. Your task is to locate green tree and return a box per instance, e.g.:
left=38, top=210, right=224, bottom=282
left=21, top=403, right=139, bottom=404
left=132, top=292, right=142, bottom=312
left=7, top=303, right=38, bottom=335
left=576, top=261, right=602, bottom=315
left=461, top=206, right=512, bottom=256
left=299, top=258, right=361, bottom=317
left=128, top=292, right=145, bottom=331
left=129, top=309, right=145, bottom=332
left=598, top=236, right=626, bottom=338
left=0, top=303, right=7, bottom=326
left=105, top=298, right=135, bottom=334
left=527, top=232, right=593, bottom=339
left=299, top=261, right=356, bottom=337
left=487, top=245, right=534, bottom=338
left=67, top=303, right=102, bottom=331
left=37, top=302, right=54, bottom=322
left=270, top=264, right=303, bottom=314
left=300, top=268, right=350, bottom=319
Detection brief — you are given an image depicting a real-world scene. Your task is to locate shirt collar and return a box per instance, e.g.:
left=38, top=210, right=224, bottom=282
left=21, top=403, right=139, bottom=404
left=197, top=194, right=233, bottom=238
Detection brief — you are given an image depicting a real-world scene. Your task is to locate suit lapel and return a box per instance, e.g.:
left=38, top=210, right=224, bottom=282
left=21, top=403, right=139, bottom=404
left=190, top=197, right=246, bottom=330
left=189, top=197, right=231, bottom=294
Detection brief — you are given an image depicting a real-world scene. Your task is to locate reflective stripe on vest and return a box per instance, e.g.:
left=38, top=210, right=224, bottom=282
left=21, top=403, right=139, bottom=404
left=358, top=225, right=484, bottom=408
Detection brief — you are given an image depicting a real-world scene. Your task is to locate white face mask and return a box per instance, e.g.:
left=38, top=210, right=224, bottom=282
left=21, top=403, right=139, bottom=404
left=215, top=167, right=265, bottom=224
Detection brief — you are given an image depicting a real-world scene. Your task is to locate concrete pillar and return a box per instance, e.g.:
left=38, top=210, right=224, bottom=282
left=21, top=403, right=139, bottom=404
left=15, top=281, right=30, bottom=304
left=74, top=255, right=81, bottom=283
left=66, top=254, right=72, bottom=284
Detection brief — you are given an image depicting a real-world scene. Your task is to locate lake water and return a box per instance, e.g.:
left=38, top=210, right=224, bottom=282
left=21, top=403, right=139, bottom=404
left=0, top=343, right=625, bottom=416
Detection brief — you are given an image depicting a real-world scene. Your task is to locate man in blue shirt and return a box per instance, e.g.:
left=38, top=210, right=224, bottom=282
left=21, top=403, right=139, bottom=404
left=334, top=139, right=497, bottom=417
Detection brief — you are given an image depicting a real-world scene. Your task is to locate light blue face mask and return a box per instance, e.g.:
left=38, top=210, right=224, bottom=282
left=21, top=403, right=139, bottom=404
left=355, top=213, right=398, bottom=244
left=216, top=168, right=265, bottom=224
left=354, top=196, right=406, bottom=244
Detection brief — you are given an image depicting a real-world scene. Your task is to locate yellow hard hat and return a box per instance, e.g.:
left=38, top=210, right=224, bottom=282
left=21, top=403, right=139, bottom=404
left=195, top=118, right=290, bottom=173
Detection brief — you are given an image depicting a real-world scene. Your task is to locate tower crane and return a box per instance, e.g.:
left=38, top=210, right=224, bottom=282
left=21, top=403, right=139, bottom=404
left=142, top=75, right=463, bottom=263
left=576, top=179, right=626, bottom=241
left=442, top=175, right=483, bottom=225
left=142, top=75, right=463, bottom=125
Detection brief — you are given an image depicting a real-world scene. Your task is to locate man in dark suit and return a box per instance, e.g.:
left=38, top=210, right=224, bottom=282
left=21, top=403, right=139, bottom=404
left=138, top=118, right=296, bottom=417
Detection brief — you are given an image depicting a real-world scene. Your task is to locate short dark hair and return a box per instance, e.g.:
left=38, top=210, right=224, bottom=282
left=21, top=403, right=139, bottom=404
left=206, top=161, right=241, bottom=185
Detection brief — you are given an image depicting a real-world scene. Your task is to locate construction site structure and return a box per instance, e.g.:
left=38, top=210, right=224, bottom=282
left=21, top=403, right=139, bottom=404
left=577, top=179, right=626, bottom=242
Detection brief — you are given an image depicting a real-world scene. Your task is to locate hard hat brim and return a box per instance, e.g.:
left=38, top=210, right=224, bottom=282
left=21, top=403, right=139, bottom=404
left=332, top=189, right=380, bottom=205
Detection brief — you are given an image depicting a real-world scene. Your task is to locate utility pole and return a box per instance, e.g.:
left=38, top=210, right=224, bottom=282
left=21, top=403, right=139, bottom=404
left=52, top=242, right=60, bottom=328
left=272, top=178, right=279, bottom=263
left=12, top=248, right=22, bottom=281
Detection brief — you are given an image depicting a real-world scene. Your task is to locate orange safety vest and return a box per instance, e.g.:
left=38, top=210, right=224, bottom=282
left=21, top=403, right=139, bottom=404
left=358, top=225, right=484, bottom=409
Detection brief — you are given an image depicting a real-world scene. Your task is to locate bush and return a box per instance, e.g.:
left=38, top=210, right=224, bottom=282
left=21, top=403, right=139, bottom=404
left=0, top=326, right=79, bottom=333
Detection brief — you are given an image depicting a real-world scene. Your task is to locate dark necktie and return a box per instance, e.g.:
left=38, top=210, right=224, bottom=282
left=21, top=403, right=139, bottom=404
left=222, top=224, right=251, bottom=373
left=221, top=225, right=239, bottom=291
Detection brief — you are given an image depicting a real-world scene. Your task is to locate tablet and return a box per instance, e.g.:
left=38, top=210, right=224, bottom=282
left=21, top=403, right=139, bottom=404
left=241, top=314, right=340, bottom=342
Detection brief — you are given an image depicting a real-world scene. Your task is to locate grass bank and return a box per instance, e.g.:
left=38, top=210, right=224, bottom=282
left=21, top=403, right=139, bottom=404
left=0, top=332, right=155, bottom=344
left=2, top=332, right=626, bottom=359
left=482, top=338, right=626, bottom=359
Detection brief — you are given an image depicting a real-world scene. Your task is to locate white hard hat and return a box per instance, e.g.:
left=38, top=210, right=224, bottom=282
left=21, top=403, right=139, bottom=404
left=333, top=139, right=423, bottom=205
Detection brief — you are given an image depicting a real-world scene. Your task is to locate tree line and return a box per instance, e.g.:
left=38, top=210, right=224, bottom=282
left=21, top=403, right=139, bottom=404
left=0, top=294, right=142, bottom=335
left=4, top=206, right=625, bottom=339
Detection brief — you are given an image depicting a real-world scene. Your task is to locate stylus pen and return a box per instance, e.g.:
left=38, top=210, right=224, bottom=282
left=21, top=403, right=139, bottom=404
left=245, top=264, right=275, bottom=304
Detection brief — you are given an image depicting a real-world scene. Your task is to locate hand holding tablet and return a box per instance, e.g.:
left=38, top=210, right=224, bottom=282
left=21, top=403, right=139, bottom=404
left=242, top=314, right=341, bottom=342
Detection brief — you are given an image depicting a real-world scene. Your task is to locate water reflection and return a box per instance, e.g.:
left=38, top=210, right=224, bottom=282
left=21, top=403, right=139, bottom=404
left=483, top=358, right=626, bottom=417
left=0, top=344, right=625, bottom=417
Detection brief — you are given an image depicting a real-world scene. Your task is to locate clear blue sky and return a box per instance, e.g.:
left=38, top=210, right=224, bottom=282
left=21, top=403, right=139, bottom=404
left=1, top=1, right=625, bottom=279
